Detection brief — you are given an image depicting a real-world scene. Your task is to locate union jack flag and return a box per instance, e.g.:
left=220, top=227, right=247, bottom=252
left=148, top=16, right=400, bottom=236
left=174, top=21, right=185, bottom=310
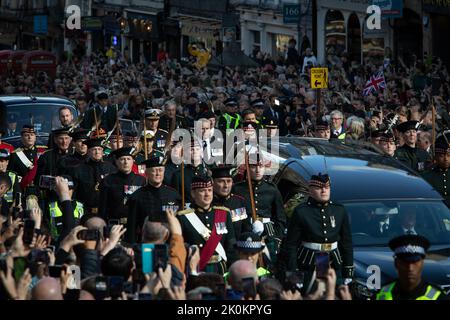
left=363, top=71, right=386, bottom=96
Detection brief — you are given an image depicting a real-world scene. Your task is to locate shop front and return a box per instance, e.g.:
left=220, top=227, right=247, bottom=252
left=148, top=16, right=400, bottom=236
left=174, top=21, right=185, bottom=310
left=423, top=0, right=450, bottom=67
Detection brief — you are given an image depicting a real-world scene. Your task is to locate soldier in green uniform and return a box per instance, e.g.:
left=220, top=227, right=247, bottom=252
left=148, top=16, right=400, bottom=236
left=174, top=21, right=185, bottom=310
left=394, top=121, right=431, bottom=172
left=211, top=165, right=251, bottom=238
left=163, top=139, right=182, bottom=186
left=171, top=139, right=208, bottom=204
left=0, top=149, right=20, bottom=205
left=71, top=138, right=117, bottom=214
left=99, top=147, right=146, bottom=225
left=144, top=109, right=169, bottom=152
left=103, top=133, right=124, bottom=164
left=177, top=175, right=237, bottom=275
left=125, top=155, right=180, bottom=243
left=134, top=131, right=165, bottom=166
left=283, top=173, right=354, bottom=291
left=375, top=235, right=448, bottom=300
left=422, top=141, right=450, bottom=203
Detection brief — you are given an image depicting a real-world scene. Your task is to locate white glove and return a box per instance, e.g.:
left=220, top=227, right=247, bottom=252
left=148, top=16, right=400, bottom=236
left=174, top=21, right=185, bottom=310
left=344, top=278, right=353, bottom=285
left=252, top=220, right=264, bottom=236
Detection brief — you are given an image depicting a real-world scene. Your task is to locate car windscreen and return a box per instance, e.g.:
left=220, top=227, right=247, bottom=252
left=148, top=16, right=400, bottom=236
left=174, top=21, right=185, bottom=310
left=7, top=103, right=77, bottom=136
left=343, top=200, right=450, bottom=246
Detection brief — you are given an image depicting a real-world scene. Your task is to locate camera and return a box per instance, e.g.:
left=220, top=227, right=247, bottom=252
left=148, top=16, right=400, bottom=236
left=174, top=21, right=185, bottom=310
left=22, top=219, right=35, bottom=245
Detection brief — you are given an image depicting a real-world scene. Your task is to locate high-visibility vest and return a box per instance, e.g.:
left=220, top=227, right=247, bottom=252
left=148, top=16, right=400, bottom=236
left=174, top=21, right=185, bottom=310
left=49, top=201, right=84, bottom=238
left=223, top=113, right=241, bottom=130
left=376, top=282, right=442, bottom=300
left=4, top=171, right=17, bottom=203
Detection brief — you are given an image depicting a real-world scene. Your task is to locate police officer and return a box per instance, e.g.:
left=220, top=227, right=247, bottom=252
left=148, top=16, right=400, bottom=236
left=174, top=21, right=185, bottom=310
left=284, top=173, right=354, bottom=289
left=125, top=155, right=181, bottom=243
left=422, top=141, right=450, bottom=203
left=375, top=235, right=448, bottom=300
left=218, top=98, right=241, bottom=134
left=144, top=109, right=169, bottom=152
left=46, top=175, right=84, bottom=242
left=233, top=151, right=286, bottom=242
left=171, top=139, right=208, bottom=204
left=0, top=149, right=20, bottom=205
left=34, top=127, right=72, bottom=186
left=394, top=121, right=431, bottom=172
left=81, top=92, right=117, bottom=132
left=99, top=147, right=146, bottom=224
left=211, top=165, right=250, bottom=238
left=177, top=175, right=237, bottom=275
left=8, top=125, right=47, bottom=190
left=57, top=128, right=89, bottom=176
left=71, top=138, right=117, bottom=214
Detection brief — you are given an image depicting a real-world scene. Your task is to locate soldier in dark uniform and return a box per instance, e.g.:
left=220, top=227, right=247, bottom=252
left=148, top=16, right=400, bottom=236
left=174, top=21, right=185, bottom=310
left=8, top=125, right=47, bottom=191
left=34, top=128, right=72, bottom=186
left=233, top=151, right=286, bottom=242
left=374, top=235, right=449, bottom=300
left=163, top=139, right=182, bottom=186
left=57, top=128, right=89, bottom=176
left=125, top=155, right=181, bottom=243
left=177, top=175, right=237, bottom=275
left=103, top=133, right=124, bottom=164
left=159, top=100, right=188, bottom=132
left=211, top=165, right=251, bottom=238
left=99, top=147, right=146, bottom=225
left=134, top=131, right=165, bottom=166
left=283, top=173, right=354, bottom=291
left=144, top=109, right=169, bottom=152
left=394, top=121, right=431, bottom=172
left=81, top=92, right=117, bottom=132
left=171, top=139, right=209, bottom=204
left=71, top=138, right=117, bottom=214
left=422, top=141, right=450, bottom=203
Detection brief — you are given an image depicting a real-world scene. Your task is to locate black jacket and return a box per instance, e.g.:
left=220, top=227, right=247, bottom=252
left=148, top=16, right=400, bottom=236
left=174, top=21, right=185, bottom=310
left=81, top=104, right=117, bottom=132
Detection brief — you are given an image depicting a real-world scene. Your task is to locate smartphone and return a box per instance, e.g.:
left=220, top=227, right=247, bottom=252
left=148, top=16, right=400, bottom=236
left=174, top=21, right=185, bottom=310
left=108, top=276, right=124, bottom=299
left=315, top=253, right=330, bottom=279
left=22, top=219, right=35, bottom=245
left=94, top=276, right=109, bottom=300
left=242, top=277, right=256, bottom=299
left=77, top=229, right=100, bottom=241
left=141, top=244, right=154, bottom=274
left=30, top=249, right=50, bottom=265
left=153, top=244, right=168, bottom=271
left=49, top=265, right=63, bottom=278
left=39, top=175, right=57, bottom=190
left=47, top=245, right=56, bottom=254
left=13, top=257, right=27, bottom=282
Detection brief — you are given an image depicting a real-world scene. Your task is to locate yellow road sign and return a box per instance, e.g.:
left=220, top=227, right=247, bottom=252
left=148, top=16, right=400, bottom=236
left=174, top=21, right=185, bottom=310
left=310, top=68, right=328, bottom=89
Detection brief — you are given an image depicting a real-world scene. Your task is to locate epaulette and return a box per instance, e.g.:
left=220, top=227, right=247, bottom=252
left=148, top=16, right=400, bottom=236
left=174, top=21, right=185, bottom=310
left=177, top=208, right=195, bottom=216
left=231, top=193, right=246, bottom=201
left=12, top=148, right=23, bottom=153
left=213, top=206, right=231, bottom=212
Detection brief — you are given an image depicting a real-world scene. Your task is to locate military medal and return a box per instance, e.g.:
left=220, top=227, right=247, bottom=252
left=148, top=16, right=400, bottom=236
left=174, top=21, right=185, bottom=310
left=162, top=202, right=179, bottom=213
left=330, top=216, right=336, bottom=228
left=215, top=222, right=228, bottom=235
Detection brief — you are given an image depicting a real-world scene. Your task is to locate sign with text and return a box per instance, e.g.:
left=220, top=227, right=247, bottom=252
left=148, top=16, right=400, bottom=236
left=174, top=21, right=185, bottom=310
left=283, top=4, right=301, bottom=24
left=310, top=68, right=328, bottom=89
left=372, top=0, right=403, bottom=19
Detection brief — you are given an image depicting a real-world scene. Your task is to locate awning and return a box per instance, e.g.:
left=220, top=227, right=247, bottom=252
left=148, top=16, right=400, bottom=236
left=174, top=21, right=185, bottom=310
left=175, top=14, right=222, bottom=39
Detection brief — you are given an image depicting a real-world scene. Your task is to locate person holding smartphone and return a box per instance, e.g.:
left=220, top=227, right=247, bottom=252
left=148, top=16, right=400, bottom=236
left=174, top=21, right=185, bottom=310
left=283, top=173, right=354, bottom=292
left=0, top=149, right=20, bottom=206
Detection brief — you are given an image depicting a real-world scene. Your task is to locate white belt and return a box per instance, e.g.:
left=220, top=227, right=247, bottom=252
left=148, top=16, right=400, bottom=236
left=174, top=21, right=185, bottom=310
left=302, top=241, right=338, bottom=252
left=255, top=217, right=271, bottom=224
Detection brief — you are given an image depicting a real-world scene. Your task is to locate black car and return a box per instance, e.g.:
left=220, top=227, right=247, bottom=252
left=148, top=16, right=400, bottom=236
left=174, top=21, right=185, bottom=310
left=0, top=95, right=78, bottom=147
left=271, top=139, right=450, bottom=299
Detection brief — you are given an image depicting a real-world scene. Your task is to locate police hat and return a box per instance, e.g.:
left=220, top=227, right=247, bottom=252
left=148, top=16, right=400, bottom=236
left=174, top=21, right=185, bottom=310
left=82, top=138, right=104, bottom=149
left=21, top=125, right=36, bottom=135
left=262, top=116, right=278, bottom=128
left=380, top=132, right=395, bottom=143
left=142, top=155, right=166, bottom=168
left=370, top=130, right=383, bottom=139
left=224, top=98, right=238, bottom=106
left=210, top=165, right=235, bottom=179
left=70, top=128, right=89, bottom=141
left=389, top=234, right=430, bottom=262
left=191, top=175, right=213, bottom=190
left=97, top=92, right=109, bottom=100
left=251, top=99, right=265, bottom=109
left=0, top=149, right=10, bottom=160
left=396, top=121, right=418, bottom=133
left=144, top=108, right=162, bottom=120
left=111, top=147, right=134, bottom=159
left=434, top=141, right=450, bottom=155
left=235, top=232, right=265, bottom=254
left=315, top=119, right=330, bottom=131
left=309, top=173, right=330, bottom=188
left=52, top=127, right=71, bottom=136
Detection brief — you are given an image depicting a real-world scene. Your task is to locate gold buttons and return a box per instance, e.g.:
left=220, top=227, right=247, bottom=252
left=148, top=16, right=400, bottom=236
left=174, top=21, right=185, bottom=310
left=325, top=238, right=328, bottom=241
left=207, top=224, right=210, bottom=227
